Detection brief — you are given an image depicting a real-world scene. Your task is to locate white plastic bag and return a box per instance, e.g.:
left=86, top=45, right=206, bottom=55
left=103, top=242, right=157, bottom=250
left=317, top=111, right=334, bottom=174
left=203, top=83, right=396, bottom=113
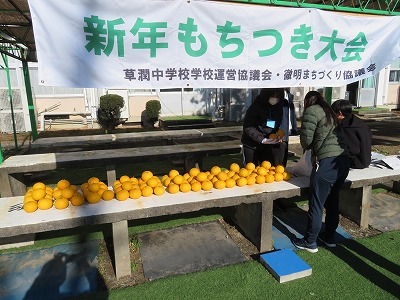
left=292, top=149, right=313, bottom=177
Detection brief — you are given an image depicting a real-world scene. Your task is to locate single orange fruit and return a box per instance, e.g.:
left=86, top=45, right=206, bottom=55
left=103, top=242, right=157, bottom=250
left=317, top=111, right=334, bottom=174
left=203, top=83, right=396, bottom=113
left=214, top=180, right=226, bottom=189
left=89, top=183, right=101, bottom=193
left=229, top=163, right=240, bottom=173
left=191, top=181, right=202, bottom=192
left=261, top=161, right=272, bottom=169
left=246, top=176, right=256, bottom=185
left=146, top=177, right=159, bottom=188
left=265, top=174, right=275, bottom=183
left=169, top=169, right=180, bottom=178
left=257, top=167, right=268, bottom=176
left=86, top=191, right=101, bottom=204
left=225, top=178, right=236, bottom=188
left=61, top=188, right=75, bottom=199
left=236, top=177, right=247, bottom=187
left=102, top=190, right=115, bottom=200
left=256, top=175, right=266, bottom=184
left=210, top=166, right=222, bottom=175
left=32, top=188, right=46, bottom=201
left=167, top=184, right=180, bottom=194
left=141, top=186, right=153, bottom=197
left=201, top=180, right=213, bottom=191
left=216, top=172, right=228, bottom=181
left=32, top=182, right=46, bottom=190
left=116, top=189, right=130, bottom=201
left=239, top=168, right=249, bottom=178
left=141, top=171, right=153, bottom=182
left=196, top=172, right=208, bottom=182
left=57, top=179, right=71, bottom=190
left=119, top=175, right=131, bottom=183
left=38, top=198, right=53, bottom=210
left=180, top=182, right=191, bottom=193
left=245, top=162, right=256, bottom=171
left=189, top=167, right=200, bottom=177
left=274, top=173, right=284, bottom=182
left=283, top=172, right=292, bottom=181
left=87, top=177, right=100, bottom=185
left=154, top=186, right=165, bottom=196
left=54, top=197, right=69, bottom=209
left=269, top=133, right=278, bottom=140
left=173, top=175, right=184, bottom=185
left=130, top=188, right=142, bottom=199
left=275, top=165, right=285, bottom=174
left=121, top=181, right=133, bottom=191
left=277, top=129, right=286, bottom=138
left=24, top=195, right=36, bottom=204
left=70, top=194, right=85, bottom=206
left=24, top=201, right=38, bottom=213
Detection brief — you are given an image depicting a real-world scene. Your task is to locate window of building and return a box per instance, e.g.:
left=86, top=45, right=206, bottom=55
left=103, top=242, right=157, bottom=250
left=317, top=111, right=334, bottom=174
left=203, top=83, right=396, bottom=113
left=389, top=70, right=400, bottom=83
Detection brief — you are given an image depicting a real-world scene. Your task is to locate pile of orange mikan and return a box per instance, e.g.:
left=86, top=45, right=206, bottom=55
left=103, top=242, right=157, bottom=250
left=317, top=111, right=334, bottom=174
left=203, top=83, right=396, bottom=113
left=23, top=161, right=291, bottom=213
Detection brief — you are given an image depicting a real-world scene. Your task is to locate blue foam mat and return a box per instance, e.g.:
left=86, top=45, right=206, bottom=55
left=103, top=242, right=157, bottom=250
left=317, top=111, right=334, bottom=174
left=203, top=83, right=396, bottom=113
left=0, top=240, right=99, bottom=300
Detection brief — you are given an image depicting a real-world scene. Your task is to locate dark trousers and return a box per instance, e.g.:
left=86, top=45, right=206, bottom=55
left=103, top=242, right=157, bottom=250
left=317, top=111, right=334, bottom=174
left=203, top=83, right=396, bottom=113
left=305, top=155, right=350, bottom=245
left=242, top=142, right=288, bottom=167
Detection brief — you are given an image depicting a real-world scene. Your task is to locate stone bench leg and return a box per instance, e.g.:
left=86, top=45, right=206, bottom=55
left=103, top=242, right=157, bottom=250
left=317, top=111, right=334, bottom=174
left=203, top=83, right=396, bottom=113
left=112, top=220, right=131, bottom=280
left=392, top=181, right=400, bottom=194
left=232, top=201, right=274, bottom=253
left=339, top=186, right=372, bottom=230
left=0, top=172, right=26, bottom=197
left=106, top=165, right=116, bottom=187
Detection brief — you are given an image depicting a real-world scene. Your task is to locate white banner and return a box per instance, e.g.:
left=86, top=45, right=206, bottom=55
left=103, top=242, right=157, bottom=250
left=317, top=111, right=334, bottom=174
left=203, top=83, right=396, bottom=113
left=28, top=0, right=400, bottom=88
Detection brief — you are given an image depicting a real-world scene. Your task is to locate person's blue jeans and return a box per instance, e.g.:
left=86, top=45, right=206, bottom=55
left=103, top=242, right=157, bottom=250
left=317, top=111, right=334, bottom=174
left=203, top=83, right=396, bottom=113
left=305, top=155, right=350, bottom=245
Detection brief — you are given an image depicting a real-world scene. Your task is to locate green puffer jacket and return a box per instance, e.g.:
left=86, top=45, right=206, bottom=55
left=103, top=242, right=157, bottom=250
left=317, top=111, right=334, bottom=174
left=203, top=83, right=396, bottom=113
left=300, top=104, right=348, bottom=161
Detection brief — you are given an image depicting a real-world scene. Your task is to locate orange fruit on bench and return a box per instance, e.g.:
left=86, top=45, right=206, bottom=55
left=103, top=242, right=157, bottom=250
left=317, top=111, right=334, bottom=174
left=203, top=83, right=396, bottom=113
left=116, top=189, right=130, bottom=201
left=201, top=180, right=213, bottom=191
left=61, top=188, right=75, bottom=199
left=257, top=167, right=268, bottom=176
left=38, top=198, right=53, bottom=210
left=141, top=186, right=153, bottom=197
left=130, top=188, right=142, bottom=199
left=196, top=172, right=207, bottom=182
left=141, top=171, right=153, bottom=182
left=274, top=173, right=284, bottom=182
left=57, top=179, right=70, bottom=190
left=283, top=172, right=291, bottom=181
left=261, top=160, right=272, bottom=169
left=236, top=177, right=247, bottom=187
left=32, top=182, right=46, bottom=190
left=55, top=197, right=69, bottom=209
left=246, top=162, right=256, bottom=171
left=119, top=175, right=131, bottom=183
left=225, top=178, right=236, bottom=188
left=52, top=189, right=62, bottom=199
left=214, top=180, right=226, bottom=190
left=102, top=190, right=115, bottom=201
left=275, top=165, right=285, bottom=174
left=86, top=191, right=101, bottom=204
left=121, top=181, right=133, bottom=191
left=32, top=188, right=46, bottom=201
left=24, top=201, right=38, bottom=213
left=211, top=166, right=221, bottom=175
left=256, top=175, right=266, bottom=184
left=70, top=194, right=85, bottom=206
left=167, top=183, right=180, bottom=194
left=191, top=181, right=202, bottom=192
left=154, top=186, right=165, bottom=196
left=87, top=177, right=100, bottom=185
left=265, top=174, right=275, bottom=183
left=173, top=175, right=184, bottom=185
left=89, top=183, right=101, bottom=193
left=189, top=167, right=200, bottom=177
left=169, top=169, right=179, bottom=178
left=239, top=168, right=249, bottom=178
left=24, top=195, right=35, bottom=204
left=246, top=176, right=256, bottom=185
left=180, top=182, right=191, bottom=193
left=216, top=172, right=228, bottom=181
left=230, top=163, right=240, bottom=173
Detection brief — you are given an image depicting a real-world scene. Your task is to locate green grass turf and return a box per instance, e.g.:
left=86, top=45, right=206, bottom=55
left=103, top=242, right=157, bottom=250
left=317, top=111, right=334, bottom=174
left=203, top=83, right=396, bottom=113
left=78, top=230, right=400, bottom=300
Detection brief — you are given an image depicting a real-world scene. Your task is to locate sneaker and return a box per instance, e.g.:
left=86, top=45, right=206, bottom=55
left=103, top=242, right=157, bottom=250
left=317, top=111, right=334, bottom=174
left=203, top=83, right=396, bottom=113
left=291, top=237, right=318, bottom=253
left=318, top=234, right=337, bottom=248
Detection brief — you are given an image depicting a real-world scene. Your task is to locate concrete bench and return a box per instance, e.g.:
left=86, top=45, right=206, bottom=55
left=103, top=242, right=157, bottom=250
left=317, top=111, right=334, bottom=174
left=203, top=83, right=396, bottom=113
left=0, top=140, right=242, bottom=197
left=39, top=111, right=93, bottom=131
left=0, top=176, right=309, bottom=279
left=30, top=126, right=243, bottom=153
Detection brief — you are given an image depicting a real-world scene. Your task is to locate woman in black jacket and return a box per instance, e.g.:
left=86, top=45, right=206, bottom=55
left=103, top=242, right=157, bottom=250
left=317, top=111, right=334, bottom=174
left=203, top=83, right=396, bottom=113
left=241, top=88, right=287, bottom=167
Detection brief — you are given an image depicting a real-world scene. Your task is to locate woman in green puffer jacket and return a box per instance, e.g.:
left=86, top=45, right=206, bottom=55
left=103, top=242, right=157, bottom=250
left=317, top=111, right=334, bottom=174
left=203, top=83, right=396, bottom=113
left=292, top=91, right=349, bottom=253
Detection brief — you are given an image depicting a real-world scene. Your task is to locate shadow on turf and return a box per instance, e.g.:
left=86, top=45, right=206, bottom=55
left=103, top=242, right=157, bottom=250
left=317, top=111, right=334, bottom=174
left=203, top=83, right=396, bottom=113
left=329, top=239, right=400, bottom=298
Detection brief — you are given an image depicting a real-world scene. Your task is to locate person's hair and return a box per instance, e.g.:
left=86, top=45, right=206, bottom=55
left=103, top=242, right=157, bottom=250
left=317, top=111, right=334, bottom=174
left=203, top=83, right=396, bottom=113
left=331, top=99, right=352, bottom=118
left=303, top=91, right=337, bottom=126
left=259, top=88, right=284, bottom=102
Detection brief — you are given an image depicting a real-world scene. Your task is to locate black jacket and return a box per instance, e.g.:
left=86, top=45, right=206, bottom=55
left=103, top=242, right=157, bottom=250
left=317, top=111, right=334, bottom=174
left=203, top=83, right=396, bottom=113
left=241, top=95, right=283, bottom=148
left=340, top=114, right=372, bottom=169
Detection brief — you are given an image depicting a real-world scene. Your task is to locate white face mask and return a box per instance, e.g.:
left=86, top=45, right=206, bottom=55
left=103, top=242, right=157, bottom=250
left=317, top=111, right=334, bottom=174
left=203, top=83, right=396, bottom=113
left=268, top=97, right=279, bottom=105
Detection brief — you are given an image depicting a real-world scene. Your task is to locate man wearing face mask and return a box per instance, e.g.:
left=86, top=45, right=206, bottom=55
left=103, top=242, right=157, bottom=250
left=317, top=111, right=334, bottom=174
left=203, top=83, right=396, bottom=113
left=241, top=88, right=288, bottom=167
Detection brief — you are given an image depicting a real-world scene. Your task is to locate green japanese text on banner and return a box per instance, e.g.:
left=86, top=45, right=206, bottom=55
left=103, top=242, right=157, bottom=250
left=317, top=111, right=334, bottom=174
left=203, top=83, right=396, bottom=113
left=28, top=0, right=400, bottom=88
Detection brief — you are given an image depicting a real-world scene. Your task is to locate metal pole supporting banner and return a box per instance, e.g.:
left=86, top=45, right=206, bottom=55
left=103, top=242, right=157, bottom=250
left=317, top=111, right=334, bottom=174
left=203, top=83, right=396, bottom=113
left=22, top=60, right=38, bottom=141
